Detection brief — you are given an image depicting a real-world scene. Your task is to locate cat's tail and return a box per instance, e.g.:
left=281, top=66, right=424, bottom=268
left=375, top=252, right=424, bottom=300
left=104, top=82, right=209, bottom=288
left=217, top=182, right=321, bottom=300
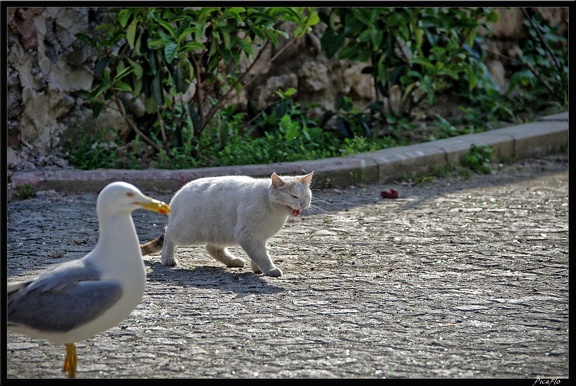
left=140, top=234, right=164, bottom=255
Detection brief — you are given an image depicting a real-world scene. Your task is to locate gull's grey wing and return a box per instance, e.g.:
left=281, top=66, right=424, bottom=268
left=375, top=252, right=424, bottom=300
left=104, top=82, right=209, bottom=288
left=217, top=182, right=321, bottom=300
left=21, top=258, right=99, bottom=294
left=7, top=260, right=123, bottom=333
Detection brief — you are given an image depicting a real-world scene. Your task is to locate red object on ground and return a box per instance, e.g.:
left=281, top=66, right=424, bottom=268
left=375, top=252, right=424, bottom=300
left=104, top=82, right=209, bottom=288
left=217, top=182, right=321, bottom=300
left=380, top=189, right=399, bottom=199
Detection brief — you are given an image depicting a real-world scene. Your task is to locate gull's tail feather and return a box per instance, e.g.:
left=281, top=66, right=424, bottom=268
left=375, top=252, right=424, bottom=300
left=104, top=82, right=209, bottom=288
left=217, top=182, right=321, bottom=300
left=7, top=280, right=32, bottom=296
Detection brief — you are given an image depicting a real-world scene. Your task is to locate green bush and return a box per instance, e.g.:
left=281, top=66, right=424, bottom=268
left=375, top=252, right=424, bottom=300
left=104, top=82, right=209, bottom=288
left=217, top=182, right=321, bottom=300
left=320, top=8, right=499, bottom=118
left=76, top=7, right=319, bottom=164
left=66, top=7, right=567, bottom=171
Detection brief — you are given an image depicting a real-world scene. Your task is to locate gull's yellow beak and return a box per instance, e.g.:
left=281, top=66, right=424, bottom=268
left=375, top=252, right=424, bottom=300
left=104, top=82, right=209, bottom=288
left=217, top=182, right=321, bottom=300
left=140, top=197, right=170, bottom=215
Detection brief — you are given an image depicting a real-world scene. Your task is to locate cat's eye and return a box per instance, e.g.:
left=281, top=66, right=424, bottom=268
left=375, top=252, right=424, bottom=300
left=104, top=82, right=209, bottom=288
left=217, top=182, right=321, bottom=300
left=291, top=195, right=298, bottom=199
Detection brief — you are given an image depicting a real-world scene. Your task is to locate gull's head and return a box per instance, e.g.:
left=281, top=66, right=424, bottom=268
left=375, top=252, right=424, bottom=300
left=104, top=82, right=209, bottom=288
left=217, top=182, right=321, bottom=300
left=97, top=182, right=170, bottom=215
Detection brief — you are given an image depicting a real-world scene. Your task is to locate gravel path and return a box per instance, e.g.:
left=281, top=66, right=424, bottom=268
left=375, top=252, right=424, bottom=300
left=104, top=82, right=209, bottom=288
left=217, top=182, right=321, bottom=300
left=6, top=154, right=569, bottom=379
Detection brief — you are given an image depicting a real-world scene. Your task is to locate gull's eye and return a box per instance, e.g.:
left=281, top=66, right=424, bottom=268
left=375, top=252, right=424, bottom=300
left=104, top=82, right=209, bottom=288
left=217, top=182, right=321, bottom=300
left=126, top=192, right=135, bottom=197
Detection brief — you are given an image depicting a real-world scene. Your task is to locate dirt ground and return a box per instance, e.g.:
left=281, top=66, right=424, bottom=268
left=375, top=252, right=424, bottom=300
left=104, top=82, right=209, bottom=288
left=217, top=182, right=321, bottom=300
left=5, top=154, right=569, bottom=379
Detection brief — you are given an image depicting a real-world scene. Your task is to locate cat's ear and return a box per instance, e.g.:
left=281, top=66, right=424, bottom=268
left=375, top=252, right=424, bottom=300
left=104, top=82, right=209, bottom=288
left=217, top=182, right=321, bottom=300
left=271, top=172, right=285, bottom=188
left=302, top=171, right=314, bottom=184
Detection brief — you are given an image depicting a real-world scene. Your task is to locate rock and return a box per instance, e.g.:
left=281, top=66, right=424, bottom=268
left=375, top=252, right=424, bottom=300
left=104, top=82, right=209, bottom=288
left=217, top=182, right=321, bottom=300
left=491, top=8, right=527, bottom=39
left=6, top=147, right=20, bottom=167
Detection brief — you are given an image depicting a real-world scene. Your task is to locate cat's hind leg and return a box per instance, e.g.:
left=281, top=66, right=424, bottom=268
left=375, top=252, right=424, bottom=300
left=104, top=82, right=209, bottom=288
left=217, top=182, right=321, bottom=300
left=160, top=235, right=178, bottom=266
left=205, top=244, right=245, bottom=267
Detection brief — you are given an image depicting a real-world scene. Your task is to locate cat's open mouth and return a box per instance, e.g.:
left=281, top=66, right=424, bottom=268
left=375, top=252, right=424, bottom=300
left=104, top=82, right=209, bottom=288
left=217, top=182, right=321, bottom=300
left=285, top=206, right=301, bottom=216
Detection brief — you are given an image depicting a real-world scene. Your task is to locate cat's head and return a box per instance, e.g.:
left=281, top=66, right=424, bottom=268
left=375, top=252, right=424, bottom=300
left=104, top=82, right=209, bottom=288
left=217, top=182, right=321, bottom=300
left=270, top=171, right=314, bottom=216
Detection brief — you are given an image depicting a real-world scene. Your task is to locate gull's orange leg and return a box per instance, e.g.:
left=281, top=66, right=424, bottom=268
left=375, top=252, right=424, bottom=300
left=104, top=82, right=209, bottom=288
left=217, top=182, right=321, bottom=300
left=62, top=343, right=77, bottom=378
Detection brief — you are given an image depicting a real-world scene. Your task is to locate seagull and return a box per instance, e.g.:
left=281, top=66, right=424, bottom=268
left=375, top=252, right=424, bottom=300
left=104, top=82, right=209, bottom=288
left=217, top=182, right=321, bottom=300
left=7, top=181, right=170, bottom=378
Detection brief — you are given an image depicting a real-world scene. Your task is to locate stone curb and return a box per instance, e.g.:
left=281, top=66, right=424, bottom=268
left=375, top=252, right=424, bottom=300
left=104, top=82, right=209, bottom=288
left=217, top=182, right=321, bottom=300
left=8, top=112, right=568, bottom=200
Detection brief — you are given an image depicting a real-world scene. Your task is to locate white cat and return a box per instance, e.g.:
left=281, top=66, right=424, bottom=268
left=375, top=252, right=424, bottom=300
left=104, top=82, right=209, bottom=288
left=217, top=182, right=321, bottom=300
left=141, top=171, right=314, bottom=277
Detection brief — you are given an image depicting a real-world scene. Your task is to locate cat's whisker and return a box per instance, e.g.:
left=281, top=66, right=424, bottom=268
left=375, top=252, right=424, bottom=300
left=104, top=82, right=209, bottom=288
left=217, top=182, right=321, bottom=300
left=304, top=204, right=328, bottom=216
left=312, top=197, right=340, bottom=210
left=310, top=197, right=333, bottom=206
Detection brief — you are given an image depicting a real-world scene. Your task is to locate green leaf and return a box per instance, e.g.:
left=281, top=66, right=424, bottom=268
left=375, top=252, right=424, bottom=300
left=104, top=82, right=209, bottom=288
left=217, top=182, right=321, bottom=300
left=126, top=58, right=143, bottom=80
left=465, top=26, right=478, bottom=47
left=468, top=69, right=478, bottom=90
left=208, top=36, right=217, bottom=56
left=126, top=19, right=138, bottom=49
left=183, top=41, right=207, bottom=52
left=157, top=19, right=176, bottom=37
left=164, top=41, right=178, bottom=64
left=371, top=29, right=383, bottom=48
left=438, top=68, right=459, bottom=80
left=322, top=29, right=346, bottom=59
left=92, top=101, right=104, bottom=118
left=276, top=30, right=289, bottom=39
left=135, top=34, right=142, bottom=55
left=294, top=26, right=306, bottom=38
left=414, top=27, right=423, bottom=48
left=237, top=39, right=253, bottom=57
left=133, top=77, right=142, bottom=96
left=411, top=57, right=435, bottom=72
left=250, top=25, right=267, bottom=41
left=174, top=63, right=186, bottom=93
left=389, top=66, right=405, bottom=84
left=263, top=29, right=279, bottom=47
left=95, top=57, right=111, bottom=78
left=74, top=33, right=97, bottom=48
left=486, top=10, right=499, bottom=23
left=116, top=60, right=125, bottom=75
left=357, top=48, right=372, bottom=62
left=377, top=62, right=387, bottom=85
left=398, top=23, right=410, bottom=41
left=195, top=22, right=205, bottom=39
left=87, top=82, right=108, bottom=103
left=220, top=49, right=232, bottom=64
left=178, top=27, right=197, bottom=43
left=148, top=50, right=158, bottom=73
left=221, top=29, right=231, bottom=49
left=232, top=49, right=242, bottom=65
left=113, top=81, right=132, bottom=92
left=114, top=66, right=134, bottom=81
left=144, top=95, right=158, bottom=114
left=338, top=44, right=360, bottom=60
left=306, top=11, right=320, bottom=27
left=151, top=74, right=163, bottom=105
left=148, top=39, right=167, bottom=49
left=228, top=7, right=246, bottom=22
left=117, top=9, right=132, bottom=29
left=359, top=29, right=373, bottom=43
left=351, top=8, right=375, bottom=28
left=283, top=87, right=297, bottom=97
left=402, top=82, right=418, bottom=102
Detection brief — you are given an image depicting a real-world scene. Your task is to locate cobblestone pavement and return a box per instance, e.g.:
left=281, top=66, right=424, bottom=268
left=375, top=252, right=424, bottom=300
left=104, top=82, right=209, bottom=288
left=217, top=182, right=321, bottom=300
left=5, top=154, right=569, bottom=379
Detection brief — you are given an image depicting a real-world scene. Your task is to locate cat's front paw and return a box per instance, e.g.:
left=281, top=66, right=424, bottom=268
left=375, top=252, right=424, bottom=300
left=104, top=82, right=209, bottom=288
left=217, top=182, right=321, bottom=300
left=250, top=261, right=283, bottom=277
left=263, top=267, right=283, bottom=277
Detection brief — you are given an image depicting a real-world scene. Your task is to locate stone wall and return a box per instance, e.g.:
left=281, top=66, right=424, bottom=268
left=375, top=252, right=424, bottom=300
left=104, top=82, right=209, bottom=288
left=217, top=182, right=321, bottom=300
left=5, top=7, right=568, bottom=177
left=6, top=7, right=128, bottom=172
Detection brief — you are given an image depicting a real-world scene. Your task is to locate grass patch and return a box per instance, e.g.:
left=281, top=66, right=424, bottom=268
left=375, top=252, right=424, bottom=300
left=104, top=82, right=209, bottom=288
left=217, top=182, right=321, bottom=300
left=13, top=183, right=36, bottom=200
